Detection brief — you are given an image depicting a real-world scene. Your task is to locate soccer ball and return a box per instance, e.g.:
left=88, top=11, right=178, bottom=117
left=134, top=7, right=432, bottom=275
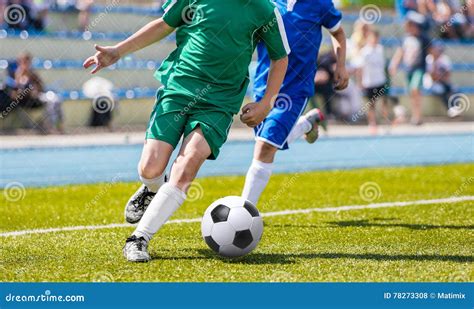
left=201, top=196, right=263, bottom=258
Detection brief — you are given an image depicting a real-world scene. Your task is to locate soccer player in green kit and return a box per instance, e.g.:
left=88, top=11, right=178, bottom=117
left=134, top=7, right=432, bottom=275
left=83, top=0, right=289, bottom=262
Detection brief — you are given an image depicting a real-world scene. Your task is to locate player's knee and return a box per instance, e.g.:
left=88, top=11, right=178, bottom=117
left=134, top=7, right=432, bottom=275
left=138, top=158, right=165, bottom=180
left=172, top=152, right=205, bottom=187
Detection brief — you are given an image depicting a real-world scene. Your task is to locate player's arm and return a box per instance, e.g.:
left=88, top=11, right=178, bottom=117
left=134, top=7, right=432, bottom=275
left=241, top=8, right=290, bottom=128
left=322, top=2, right=348, bottom=91
left=261, top=57, right=288, bottom=106
left=241, top=57, right=288, bottom=128
left=83, top=18, right=174, bottom=74
left=116, top=19, right=175, bottom=59
left=389, top=47, right=403, bottom=76
left=329, top=27, right=349, bottom=90
left=84, top=0, right=186, bottom=74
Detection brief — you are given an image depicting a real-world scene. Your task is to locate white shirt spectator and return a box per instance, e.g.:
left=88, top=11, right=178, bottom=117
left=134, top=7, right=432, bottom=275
left=355, top=44, right=387, bottom=88
left=424, top=52, right=452, bottom=92
left=402, top=35, right=422, bottom=69
left=426, top=53, right=452, bottom=75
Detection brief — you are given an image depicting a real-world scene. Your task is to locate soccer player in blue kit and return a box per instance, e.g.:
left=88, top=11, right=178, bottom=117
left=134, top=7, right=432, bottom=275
left=242, top=0, right=349, bottom=205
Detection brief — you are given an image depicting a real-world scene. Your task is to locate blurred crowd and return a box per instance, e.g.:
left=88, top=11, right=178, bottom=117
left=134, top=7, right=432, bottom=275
left=312, top=14, right=463, bottom=134
left=0, top=51, right=117, bottom=133
left=0, top=51, right=64, bottom=133
left=397, top=0, right=474, bottom=40
left=0, top=0, right=94, bottom=31
left=0, top=1, right=470, bottom=134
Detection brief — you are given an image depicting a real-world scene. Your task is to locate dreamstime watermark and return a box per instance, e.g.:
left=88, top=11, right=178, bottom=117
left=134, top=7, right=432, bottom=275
left=272, top=93, right=293, bottom=114
left=85, top=0, right=121, bottom=32
left=359, top=182, right=382, bottom=202
left=174, top=85, right=212, bottom=122
left=440, top=1, right=471, bottom=33
left=448, top=177, right=474, bottom=204
left=260, top=16, right=278, bottom=33
left=84, top=175, right=121, bottom=208
left=3, top=4, right=26, bottom=26
left=0, top=84, right=34, bottom=119
left=92, top=95, right=115, bottom=114
left=186, top=181, right=204, bottom=202
left=92, top=271, right=114, bottom=282
left=262, top=173, right=300, bottom=208
left=5, top=290, right=85, bottom=303
left=352, top=85, right=389, bottom=122
left=181, top=4, right=204, bottom=24
left=448, top=93, right=471, bottom=114
left=359, top=4, right=382, bottom=25
left=3, top=182, right=26, bottom=202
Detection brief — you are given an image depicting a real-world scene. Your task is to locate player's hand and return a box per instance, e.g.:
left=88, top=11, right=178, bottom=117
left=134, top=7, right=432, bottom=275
left=334, top=65, right=349, bottom=90
left=240, top=101, right=272, bottom=128
left=83, top=45, right=120, bottom=74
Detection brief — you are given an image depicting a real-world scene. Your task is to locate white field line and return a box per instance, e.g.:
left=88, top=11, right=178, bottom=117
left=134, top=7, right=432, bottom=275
left=1, top=196, right=473, bottom=238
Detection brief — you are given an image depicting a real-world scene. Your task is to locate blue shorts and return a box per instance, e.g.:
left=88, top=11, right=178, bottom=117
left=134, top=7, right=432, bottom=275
left=254, top=94, right=309, bottom=150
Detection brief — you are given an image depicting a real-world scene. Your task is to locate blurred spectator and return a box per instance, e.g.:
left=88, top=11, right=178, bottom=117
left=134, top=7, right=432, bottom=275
left=348, top=19, right=372, bottom=62
left=82, top=76, right=116, bottom=130
left=397, top=0, right=419, bottom=17
left=54, top=0, right=94, bottom=31
left=310, top=51, right=337, bottom=118
left=1, top=51, right=63, bottom=133
left=335, top=80, right=362, bottom=121
left=423, top=42, right=462, bottom=117
left=398, top=0, right=471, bottom=39
left=311, top=49, right=363, bottom=122
left=0, top=0, right=6, bottom=27
left=390, top=18, right=431, bottom=125
left=466, top=0, right=474, bottom=38
left=29, top=0, right=52, bottom=31
left=12, top=52, right=45, bottom=108
left=0, top=0, right=50, bottom=30
left=433, top=0, right=467, bottom=39
left=354, top=30, right=390, bottom=134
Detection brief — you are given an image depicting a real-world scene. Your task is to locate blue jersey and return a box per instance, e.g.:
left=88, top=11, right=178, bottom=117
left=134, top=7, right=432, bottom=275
left=253, top=0, right=342, bottom=99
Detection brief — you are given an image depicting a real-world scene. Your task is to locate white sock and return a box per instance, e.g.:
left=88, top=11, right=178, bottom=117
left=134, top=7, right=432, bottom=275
left=242, top=159, right=273, bottom=206
left=287, top=117, right=312, bottom=144
left=133, top=183, right=186, bottom=242
left=139, top=173, right=166, bottom=193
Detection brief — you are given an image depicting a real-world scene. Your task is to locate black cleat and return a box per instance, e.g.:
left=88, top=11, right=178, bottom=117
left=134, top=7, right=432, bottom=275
left=124, top=185, right=156, bottom=224
left=123, top=235, right=150, bottom=262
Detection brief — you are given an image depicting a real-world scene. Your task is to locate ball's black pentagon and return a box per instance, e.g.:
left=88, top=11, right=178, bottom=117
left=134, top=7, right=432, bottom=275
left=232, top=229, right=253, bottom=249
left=204, top=236, right=220, bottom=252
left=244, top=201, right=260, bottom=217
left=211, top=204, right=230, bottom=223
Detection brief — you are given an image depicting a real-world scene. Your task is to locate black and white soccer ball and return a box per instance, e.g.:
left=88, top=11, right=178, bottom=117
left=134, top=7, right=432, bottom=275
left=201, top=196, right=263, bottom=258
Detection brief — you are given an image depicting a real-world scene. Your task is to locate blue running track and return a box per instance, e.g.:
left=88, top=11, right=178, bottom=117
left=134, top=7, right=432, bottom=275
left=0, top=133, right=472, bottom=188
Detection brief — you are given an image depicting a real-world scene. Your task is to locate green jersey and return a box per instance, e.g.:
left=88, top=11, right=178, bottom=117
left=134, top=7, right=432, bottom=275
left=155, top=0, right=290, bottom=114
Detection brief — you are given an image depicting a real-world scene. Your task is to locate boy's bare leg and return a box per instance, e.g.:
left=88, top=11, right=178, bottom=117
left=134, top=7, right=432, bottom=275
left=411, top=89, right=423, bottom=125
left=367, top=102, right=377, bottom=135
left=124, top=140, right=174, bottom=224
left=124, top=127, right=211, bottom=262
left=168, top=127, right=212, bottom=191
left=381, top=97, right=390, bottom=126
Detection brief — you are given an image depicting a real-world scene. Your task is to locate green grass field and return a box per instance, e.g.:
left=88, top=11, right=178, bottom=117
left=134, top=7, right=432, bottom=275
left=1, top=164, right=473, bottom=282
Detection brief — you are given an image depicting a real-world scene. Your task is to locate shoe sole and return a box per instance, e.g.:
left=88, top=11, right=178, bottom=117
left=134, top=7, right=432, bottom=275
left=123, top=249, right=150, bottom=262
left=304, top=109, right=323, bottom=144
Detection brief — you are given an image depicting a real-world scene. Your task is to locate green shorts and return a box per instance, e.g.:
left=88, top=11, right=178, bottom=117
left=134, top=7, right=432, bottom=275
left=145, top=88, right=234, bottom=160
left=407, top=69, right=424, bottom=91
